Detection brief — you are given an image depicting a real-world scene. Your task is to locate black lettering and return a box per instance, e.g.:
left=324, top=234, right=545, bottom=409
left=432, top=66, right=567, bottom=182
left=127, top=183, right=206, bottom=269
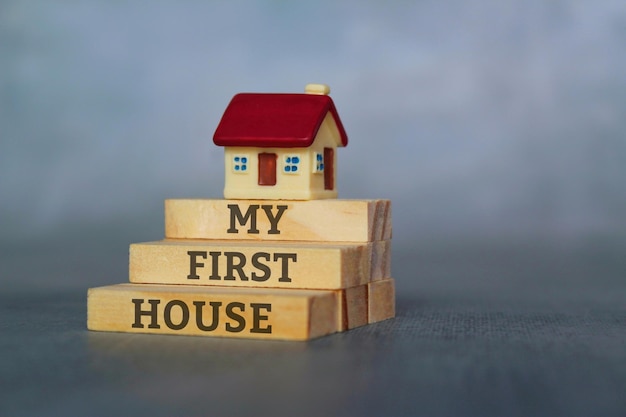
left=251, top=252, right=271, bottom=281
left=208, top=251, right=222, bottom=280
left=225, top=302, right=246, bottom=332
left=261, top=205, right=287, bottom=234
left=132, top=299, right=160, bottom=329
left=273, top=253, right=296, bottom=282
left=193, top=301, right=221, bottom=331
left=187, top=251, right=207, bottom=279
left=224, top=252, right=248, bottom=280
left=227, top=204, right=260, bottom=234
left=250, top=303, right=272, bottom=333
left=163, top=300, right=190, bottom=330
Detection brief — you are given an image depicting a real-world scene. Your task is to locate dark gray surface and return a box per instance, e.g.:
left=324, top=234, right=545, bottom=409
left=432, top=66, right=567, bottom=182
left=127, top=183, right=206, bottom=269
left=2, top=237, right=626, bottom=416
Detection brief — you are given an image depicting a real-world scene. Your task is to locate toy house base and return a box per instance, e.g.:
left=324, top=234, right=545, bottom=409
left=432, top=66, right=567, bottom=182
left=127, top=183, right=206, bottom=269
left=224, top=187, right=337, bottom=201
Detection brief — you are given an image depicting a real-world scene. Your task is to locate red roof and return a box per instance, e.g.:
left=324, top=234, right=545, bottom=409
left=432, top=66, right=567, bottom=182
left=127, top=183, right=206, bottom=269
left=213, top=93, right=348, bottom=148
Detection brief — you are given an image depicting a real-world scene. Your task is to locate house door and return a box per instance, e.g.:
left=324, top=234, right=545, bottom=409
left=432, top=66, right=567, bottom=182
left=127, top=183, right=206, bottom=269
left=324, top=147, right=334, bottom=190
left=258, top=153, right=277, bottom=186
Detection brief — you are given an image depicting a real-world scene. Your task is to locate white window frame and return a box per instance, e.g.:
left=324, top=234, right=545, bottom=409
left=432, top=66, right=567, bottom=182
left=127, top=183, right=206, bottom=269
left=232, top=154, right=249, bottom=174
left=283, top=154, right=301, bottom=174
left=312, top=152, right=324, bottom=173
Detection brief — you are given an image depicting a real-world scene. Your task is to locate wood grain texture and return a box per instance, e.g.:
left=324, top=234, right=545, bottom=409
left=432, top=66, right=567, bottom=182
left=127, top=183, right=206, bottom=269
left=337, top=284, right=369, bottom=331
left=368, top=279, right=396, bottom=323
left=164, top=199, right=391, bottom=242
left=129, top=239, right=390, bottom=290
left=87, top=284, right=339, bottom=341
left=370, top=240, right=392, bottom=281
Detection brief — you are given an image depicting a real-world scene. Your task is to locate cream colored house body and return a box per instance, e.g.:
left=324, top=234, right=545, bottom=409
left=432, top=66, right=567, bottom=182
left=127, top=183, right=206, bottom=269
left=213, top=85, right=348, bottom=200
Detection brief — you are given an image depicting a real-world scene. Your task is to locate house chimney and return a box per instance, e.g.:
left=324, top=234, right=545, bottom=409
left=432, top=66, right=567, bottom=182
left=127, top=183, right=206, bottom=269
left=305, top=83, right=330, bottom=95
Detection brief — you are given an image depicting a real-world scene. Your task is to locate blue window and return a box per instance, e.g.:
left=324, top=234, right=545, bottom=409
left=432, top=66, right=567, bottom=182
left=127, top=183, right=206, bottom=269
left=233, top=155, right=248, bottom=173
left=283, top=155, right=301, bottom=174
left=313, top=152, right=324, bottom=173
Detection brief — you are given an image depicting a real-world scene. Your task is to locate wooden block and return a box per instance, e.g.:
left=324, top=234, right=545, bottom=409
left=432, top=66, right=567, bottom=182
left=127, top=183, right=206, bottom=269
left=368, top=279, right=395, bottom=323
left=370, top=240, right=392, bottom=281
left=337, top=284, right=369, bottom=331
left=87, top=284, right=339, bottom=341
left=129, top=239, right=390, bottom=290
left=164, top=199, right=391, bottom=242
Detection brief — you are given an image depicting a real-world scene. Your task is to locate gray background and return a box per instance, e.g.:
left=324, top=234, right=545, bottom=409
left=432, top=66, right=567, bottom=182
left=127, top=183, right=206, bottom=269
left=3, top=1, right=626, bottom=258
left=2, top=1, right=626, bottom=416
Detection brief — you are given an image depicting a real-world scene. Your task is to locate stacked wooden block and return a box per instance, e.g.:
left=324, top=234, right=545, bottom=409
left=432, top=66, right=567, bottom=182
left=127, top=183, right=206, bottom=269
left=87, top=199, right=394, bottom=340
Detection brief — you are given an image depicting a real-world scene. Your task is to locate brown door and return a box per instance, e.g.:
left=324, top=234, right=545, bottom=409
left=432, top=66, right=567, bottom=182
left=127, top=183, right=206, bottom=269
left=324, top=148, right=334, bottom=190
left=258, top=153, right=277, bottom=186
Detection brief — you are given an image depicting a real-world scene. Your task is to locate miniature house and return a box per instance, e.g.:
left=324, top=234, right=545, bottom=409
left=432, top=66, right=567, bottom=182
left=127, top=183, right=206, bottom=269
left=213, top=84, right=348, bottom=200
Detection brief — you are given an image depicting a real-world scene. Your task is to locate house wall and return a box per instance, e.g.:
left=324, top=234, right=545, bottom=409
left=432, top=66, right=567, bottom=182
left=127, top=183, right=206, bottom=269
left=222, top=113, right=343, bottom=200
left=307, top=113, right=342, bottom=198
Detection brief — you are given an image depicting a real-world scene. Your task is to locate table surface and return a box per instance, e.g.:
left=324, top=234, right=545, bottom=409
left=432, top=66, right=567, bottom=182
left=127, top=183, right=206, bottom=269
left=2, top=237, right=626, bottom=416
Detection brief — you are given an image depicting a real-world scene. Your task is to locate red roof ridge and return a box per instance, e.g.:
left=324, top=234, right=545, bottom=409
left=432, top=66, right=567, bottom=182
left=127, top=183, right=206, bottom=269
left=213, top=92, right=348, bottom=148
